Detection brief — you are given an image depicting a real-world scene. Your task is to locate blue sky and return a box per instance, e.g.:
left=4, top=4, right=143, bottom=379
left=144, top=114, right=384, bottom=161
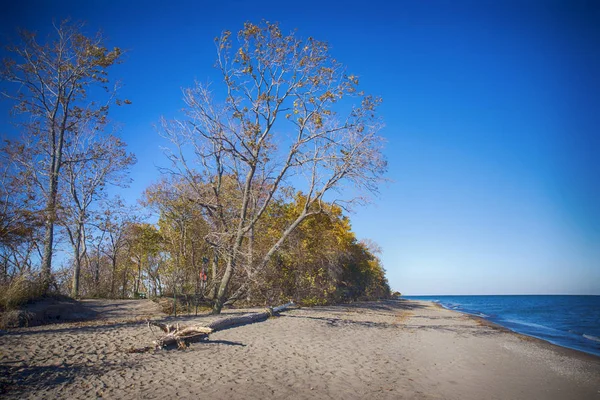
left=1, top=0, right=598, bottom=295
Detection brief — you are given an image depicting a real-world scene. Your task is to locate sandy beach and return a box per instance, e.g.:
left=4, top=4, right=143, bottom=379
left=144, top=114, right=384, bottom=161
left=1, top=299, right=598, bottom=399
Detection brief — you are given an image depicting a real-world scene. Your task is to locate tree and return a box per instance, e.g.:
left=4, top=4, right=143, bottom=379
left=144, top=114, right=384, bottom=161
left=93, top=198, right=136, bottom=298
left=144, top=177, right=213, bottom=299
left=0, top=141, right=44, bottom=281
left=161, top=22, right=386, bottom=313
left=253, top=195, right=390, bottom=305
left=1, top=20, right=123, bottom=292
left=122, top=223, right=162, bottom=298
left=59, top=130, right=136, bottom=297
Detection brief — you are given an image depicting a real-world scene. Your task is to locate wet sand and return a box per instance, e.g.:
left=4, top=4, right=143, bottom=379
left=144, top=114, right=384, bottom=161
left=1, top=299, right=599, bottom=399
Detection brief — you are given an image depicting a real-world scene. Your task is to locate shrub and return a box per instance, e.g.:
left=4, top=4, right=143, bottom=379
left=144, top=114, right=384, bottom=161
left=155, top=295, right=211, bottom=315
left=0, top=309, right=38, bottom=328
left=0, top=274, right=45, bottom=311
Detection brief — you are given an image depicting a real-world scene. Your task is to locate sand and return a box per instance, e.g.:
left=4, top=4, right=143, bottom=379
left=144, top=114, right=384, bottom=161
left=1, top=299, right=599, bottom=399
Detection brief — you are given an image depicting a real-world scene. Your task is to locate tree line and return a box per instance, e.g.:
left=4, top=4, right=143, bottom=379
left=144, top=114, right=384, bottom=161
left=0, top=21, right=390, bottom=314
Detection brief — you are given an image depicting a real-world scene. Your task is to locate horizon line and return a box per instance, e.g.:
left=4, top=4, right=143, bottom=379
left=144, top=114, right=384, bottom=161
left=401, top=293, right=600, bottom=296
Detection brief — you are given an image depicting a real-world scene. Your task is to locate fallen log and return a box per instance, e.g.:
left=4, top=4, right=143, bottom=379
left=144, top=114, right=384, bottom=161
left=150, top=301, right=294, bottom=349
left=150, top=323, right=214, bottom=349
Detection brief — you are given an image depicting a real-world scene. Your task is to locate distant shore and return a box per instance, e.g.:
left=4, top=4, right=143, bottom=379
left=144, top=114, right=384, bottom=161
left=1, top=299, right=599, bottom=399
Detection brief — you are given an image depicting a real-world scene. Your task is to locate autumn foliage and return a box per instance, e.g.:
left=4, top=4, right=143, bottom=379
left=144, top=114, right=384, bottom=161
left=0, top=21, right=390, bottom=312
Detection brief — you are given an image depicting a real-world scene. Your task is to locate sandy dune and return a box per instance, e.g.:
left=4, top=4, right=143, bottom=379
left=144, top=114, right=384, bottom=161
left=0, top=299, right=598, bottom=399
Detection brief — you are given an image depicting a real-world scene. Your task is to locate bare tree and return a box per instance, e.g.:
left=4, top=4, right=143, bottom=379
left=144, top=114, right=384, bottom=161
left=0, top=142, right=44, bottom=281
left=85, top=217, right=109, bottom=296
left=90, top=197, right=148, bottom=299
left=161, top=22, right=386, bottom=313
left=95, top=199, right=131, bottom=298
left=1, top=20, right=123, bottom=291
left=59, top=130, right=136, bottom=297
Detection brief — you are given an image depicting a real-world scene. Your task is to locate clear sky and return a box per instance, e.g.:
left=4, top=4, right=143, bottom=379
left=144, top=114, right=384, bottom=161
left=1, top=0, right=598, bottom=295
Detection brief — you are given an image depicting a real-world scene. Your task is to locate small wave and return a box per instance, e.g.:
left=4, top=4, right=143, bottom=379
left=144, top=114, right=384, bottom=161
left=438, top=303, right=457, bottom=311
left=505, top=319, right=557, bottom=332
left=439, top=305, right=489, bottom=319
left=583, top=334, right=600, bottom=343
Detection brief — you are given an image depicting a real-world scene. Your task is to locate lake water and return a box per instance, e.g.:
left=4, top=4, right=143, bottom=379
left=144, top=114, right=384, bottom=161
left=404, top=295, right=600, bottom=357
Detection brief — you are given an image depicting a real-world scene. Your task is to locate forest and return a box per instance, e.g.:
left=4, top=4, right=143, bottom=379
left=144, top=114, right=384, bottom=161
left=0, top=21, right=391, bottom=314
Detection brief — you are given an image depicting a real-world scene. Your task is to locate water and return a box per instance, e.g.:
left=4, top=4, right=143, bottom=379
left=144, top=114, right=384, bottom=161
left=404, top=295, right=600, bottom=357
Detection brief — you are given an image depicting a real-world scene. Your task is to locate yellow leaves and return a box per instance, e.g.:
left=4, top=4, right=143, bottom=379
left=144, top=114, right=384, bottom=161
left=347, top=74, right=359, bottom=85
left=237, top=48, right=249, bottom=63
left=218, top=30, right=231, bottom=43
left=318, top=91, right=335, bottom=103
left=217, top=31, right=232, bottom=50
left=256, top=92, right=271, bottom=102
left=257, top=191, right=390, bottom=305
left=360, top=95, right=382, bottom=112
left=268, top=23, right=282, bottom=39
left=309, top=75, right=321, bottom=86
left=242, top=22, right=261, bottom=39
left=242, top=120, right=261, bottom=138
left=312, top=113, right=323, bottom=129
left=300, top=296, right=328, bottom=307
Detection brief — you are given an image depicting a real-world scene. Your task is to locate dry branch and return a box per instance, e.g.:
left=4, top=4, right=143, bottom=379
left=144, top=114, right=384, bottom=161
left=150, top=301, right=294, bottom=349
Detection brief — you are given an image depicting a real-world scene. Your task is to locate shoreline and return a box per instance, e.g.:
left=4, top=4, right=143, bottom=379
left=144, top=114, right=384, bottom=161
left=424, top=299, right=600, bottom=360
left=1, top=299, right=599, bottom=399
left=426, top=300, right=600, bottom=362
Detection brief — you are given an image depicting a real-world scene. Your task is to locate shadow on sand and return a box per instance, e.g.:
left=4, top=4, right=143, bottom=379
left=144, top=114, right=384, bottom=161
left=0, top=360, right=135, bottom=397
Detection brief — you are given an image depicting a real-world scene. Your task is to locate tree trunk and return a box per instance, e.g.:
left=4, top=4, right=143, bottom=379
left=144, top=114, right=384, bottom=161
left=122, top=264, right=128, bottom=299
left=220, top=210, right=311, bottom=307
left=110, top=256, right=117, bottom=298
left=94, top=258, right=100, bottom=295
left=135, top=259, right=142, bottom=295
left=71, top=253, right=81, bottom=298
left=212, top=255, right=234, bottom=314
left=1, top=258, right=8, bottom=284
left=41, top=215, right=55, bottom=292
left=207, top=253, right=218, bottom=300
left=152, top=302, right=294, bottom=349
left=92, top=232, right=104, bottom=296
left=41, top=114, right=67, bottom=293
left=71, top=222, right=83, bottom=298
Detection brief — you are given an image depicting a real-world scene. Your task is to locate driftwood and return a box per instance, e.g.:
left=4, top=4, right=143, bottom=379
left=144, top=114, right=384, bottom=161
left=148, top=322, right=214, bottom=349
left=150, top=301, right=294, bottom=349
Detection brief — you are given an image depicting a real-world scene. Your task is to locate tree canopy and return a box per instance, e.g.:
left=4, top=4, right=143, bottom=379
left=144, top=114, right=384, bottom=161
left=0, top=21, right=390, bottom=313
